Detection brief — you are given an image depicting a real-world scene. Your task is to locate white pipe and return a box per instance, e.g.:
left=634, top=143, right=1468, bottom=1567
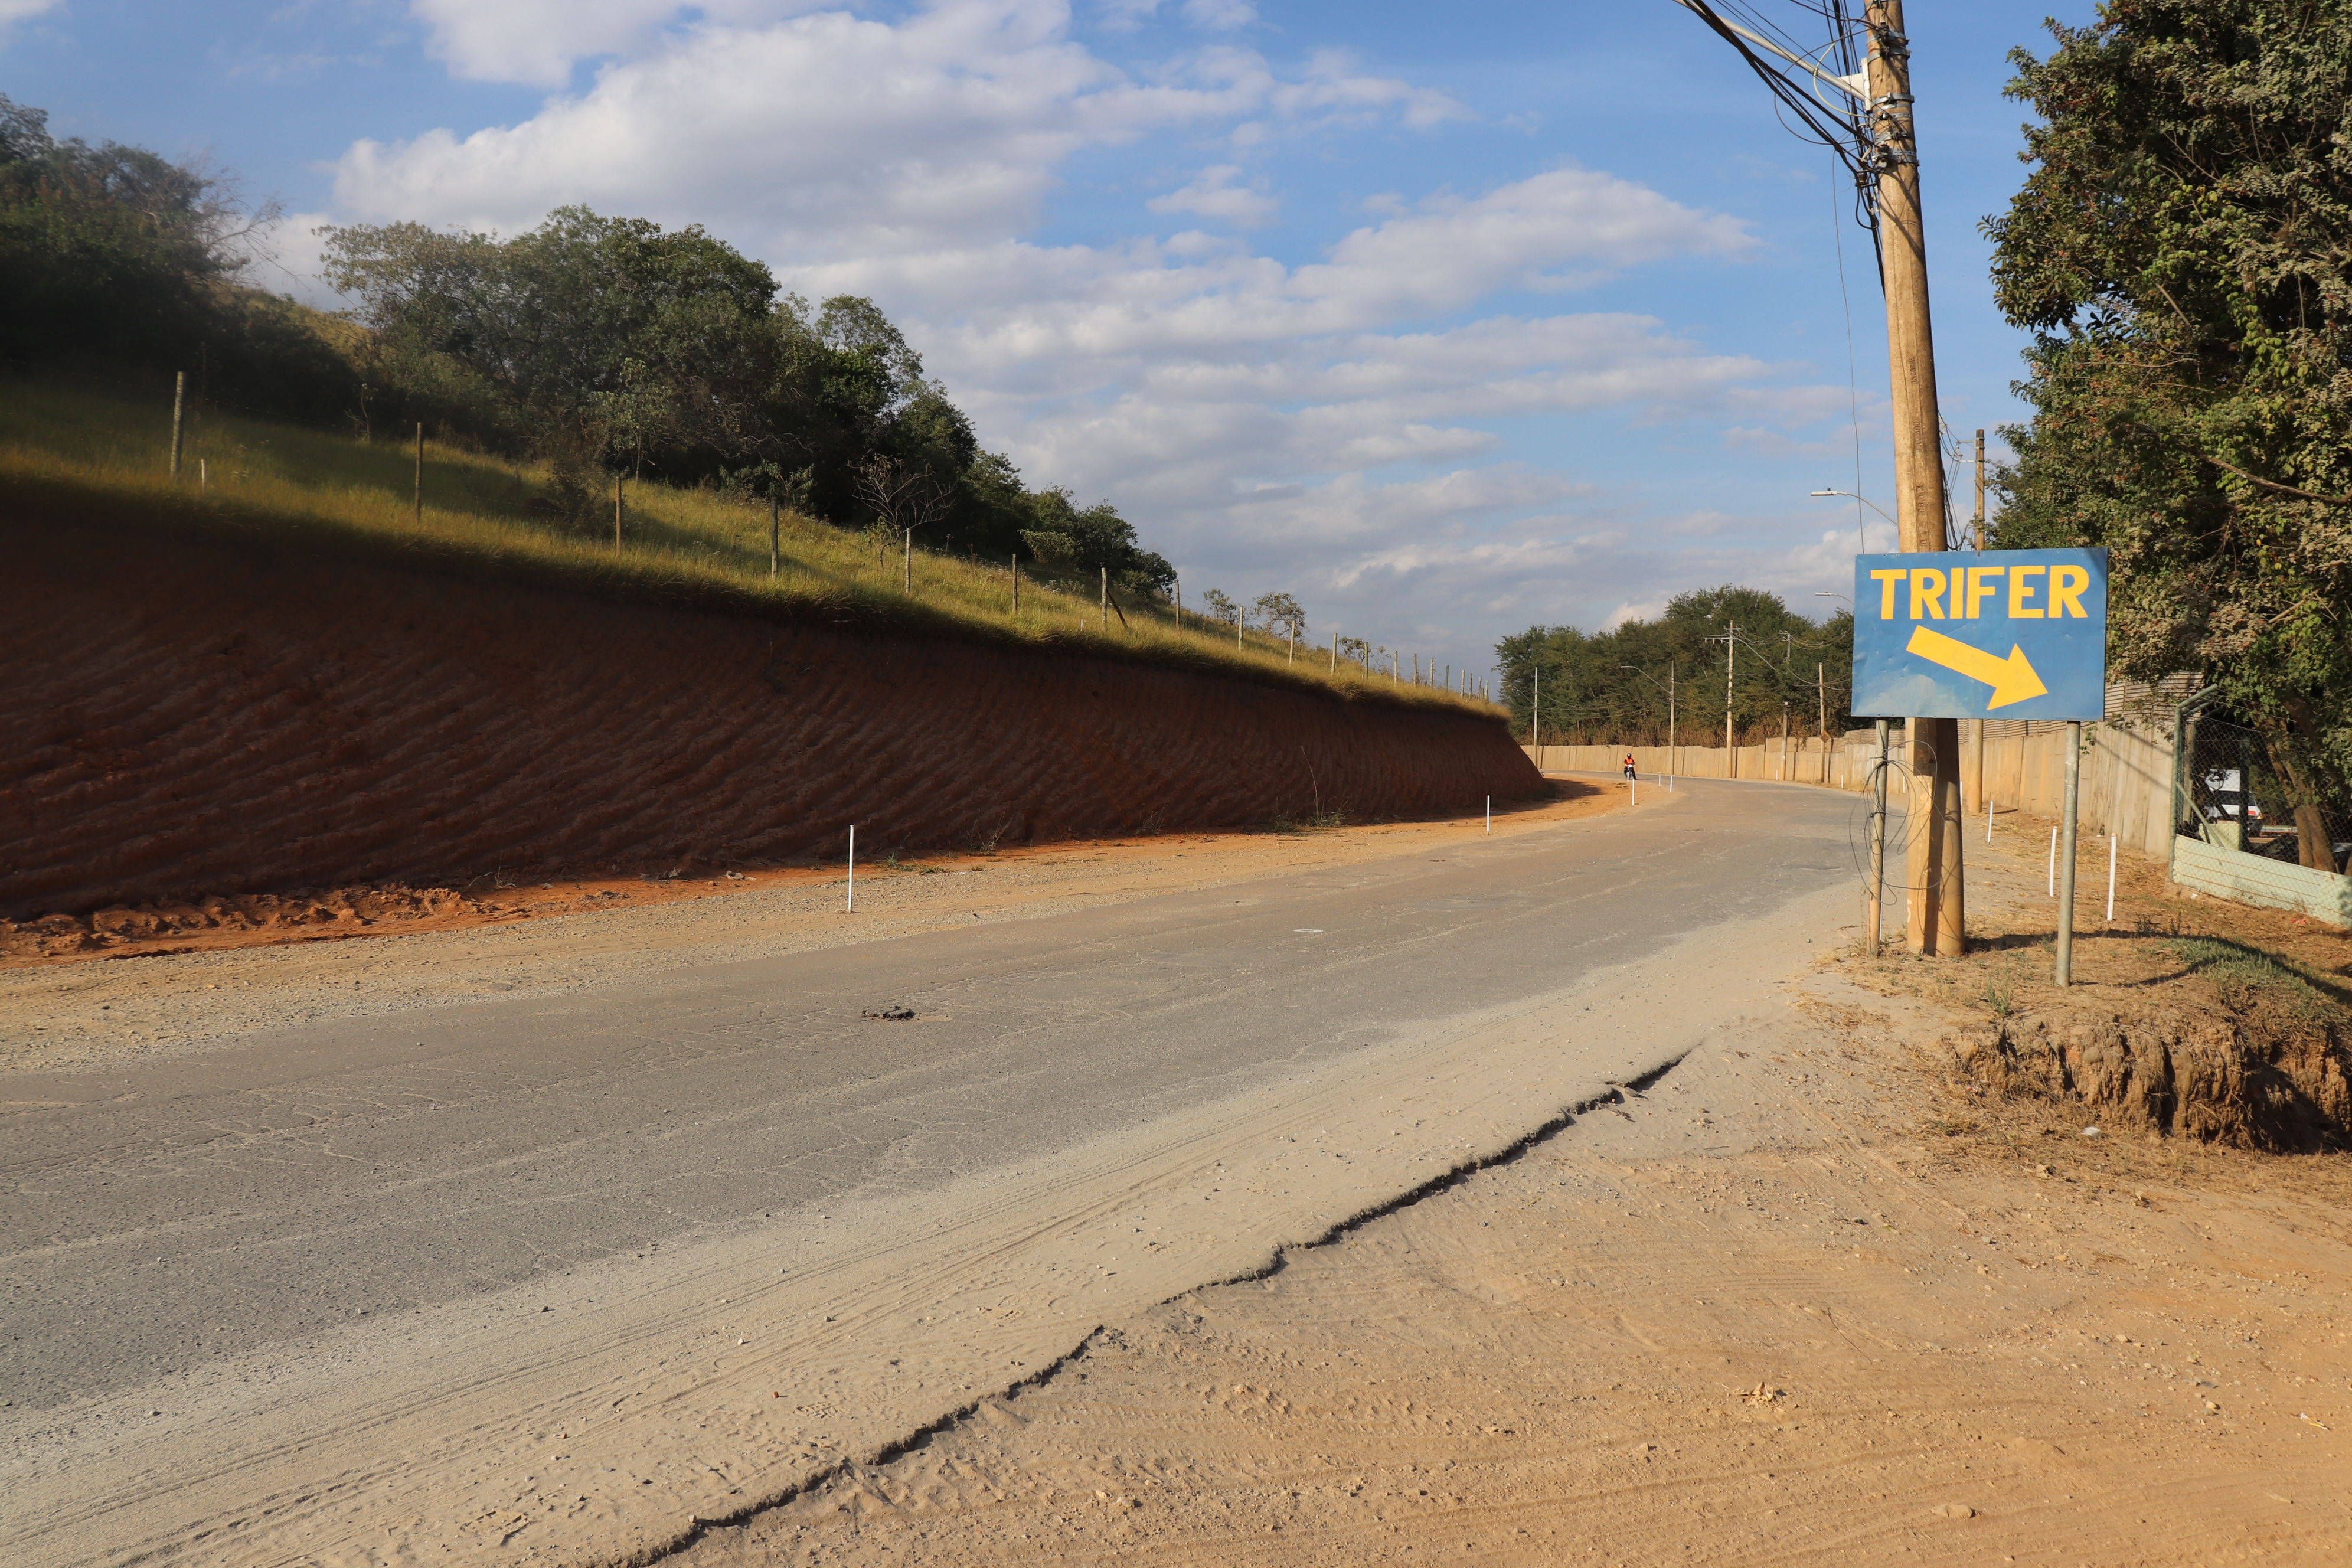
left=1485, top=796, right=1491, bottom=833
left=2106, top=834, right=2117, bottom=923
left=847, top=824, right=856, bottom=913
left=2047, top=825, right=2057, bottom=898
left=1985, top=787, right=1994, bottom=843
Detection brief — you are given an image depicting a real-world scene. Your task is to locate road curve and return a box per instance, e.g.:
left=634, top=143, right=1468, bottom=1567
left=1, top=776, right=1867, bottom=1566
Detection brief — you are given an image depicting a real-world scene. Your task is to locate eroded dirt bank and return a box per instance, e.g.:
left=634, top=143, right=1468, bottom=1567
left=2, top=520, right=1537, bottom=919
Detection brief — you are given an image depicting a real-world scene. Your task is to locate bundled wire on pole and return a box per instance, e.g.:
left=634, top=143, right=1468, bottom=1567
left=1667, top=1, right=1884, bottom=272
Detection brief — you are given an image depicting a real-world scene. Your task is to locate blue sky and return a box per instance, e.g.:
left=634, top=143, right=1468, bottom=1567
left=6, top=0, right=2093, bottom=681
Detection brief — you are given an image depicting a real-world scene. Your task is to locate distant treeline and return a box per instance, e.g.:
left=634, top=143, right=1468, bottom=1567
left=0, top=94, right=1171, bottom=593
left=1495, top=585, right=1856, bottom=749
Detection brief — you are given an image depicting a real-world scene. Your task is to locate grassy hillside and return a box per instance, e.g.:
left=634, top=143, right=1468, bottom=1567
left=2, top=371, right=1497, bottom=714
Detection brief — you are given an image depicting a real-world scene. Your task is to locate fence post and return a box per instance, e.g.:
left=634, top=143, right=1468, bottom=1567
left=2057, top=721, right=2083, bottom=985
left=1867, top=720, right=1890, bottom=958
left=169, top=372, right=185, bottom=479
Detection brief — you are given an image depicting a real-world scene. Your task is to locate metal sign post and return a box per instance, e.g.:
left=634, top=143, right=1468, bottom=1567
left=1851, top=547, right=2109, bottom=981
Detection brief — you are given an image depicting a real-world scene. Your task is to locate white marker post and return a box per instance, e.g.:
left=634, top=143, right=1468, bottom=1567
left=1985, top=787, right=1994, bottom=842
left=2047, top=826, right=2058, bottom=898
left=847, top=825, right=856, bottom=913
left=2106, top=834, right=2117, bottom=924
left=1485, top=796, right=1491, bottom=833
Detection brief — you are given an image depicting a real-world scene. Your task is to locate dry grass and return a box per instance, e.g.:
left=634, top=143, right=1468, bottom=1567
left=1, top=370, right=1492, bottom=711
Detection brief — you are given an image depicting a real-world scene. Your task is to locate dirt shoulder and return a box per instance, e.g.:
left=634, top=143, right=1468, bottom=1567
left=0, top=780, right=1636, bottom=1073
left=678, top=806, right=2352, bottom=1567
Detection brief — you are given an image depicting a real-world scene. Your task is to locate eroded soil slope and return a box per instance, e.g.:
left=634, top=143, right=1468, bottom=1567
left=3, top=520, right=1537, bottom=917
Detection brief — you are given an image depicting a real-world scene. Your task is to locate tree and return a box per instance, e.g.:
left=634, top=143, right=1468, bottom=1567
left=851, top=452, right=953, bottom=540
left=0, top=92, right=348, bottom=417
left=1986, top=1, right=2352, bottom=868
left=1199, top=587, right=1240, bottom=628
left=322, top=206, right=783, bottom=475
left=1252, top=592, right=1306, bottom=641
left=1494, top=586, right=1851, bottom=747
left=1019, top=492, right=1175, bottom=596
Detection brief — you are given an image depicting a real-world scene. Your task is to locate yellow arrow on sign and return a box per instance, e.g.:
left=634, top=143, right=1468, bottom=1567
left=1905, top=625, right=2050, bottom=709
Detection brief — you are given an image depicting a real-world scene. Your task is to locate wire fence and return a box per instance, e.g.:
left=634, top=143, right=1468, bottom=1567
left=2176, top=713, right=2351, bottom=876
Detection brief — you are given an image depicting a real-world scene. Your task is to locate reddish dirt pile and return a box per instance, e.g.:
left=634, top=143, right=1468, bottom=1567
left=3, top=521, right=1540, bottom=919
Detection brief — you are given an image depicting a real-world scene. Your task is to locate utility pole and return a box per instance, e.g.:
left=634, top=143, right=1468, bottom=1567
left=1867, top=0, right=1965, bottom=956
left=1722, top=623, right=1737, bottom=777
left=1972, top=428, right=1987, bottom=550
left=1668, top=0, right=1965, bottom=953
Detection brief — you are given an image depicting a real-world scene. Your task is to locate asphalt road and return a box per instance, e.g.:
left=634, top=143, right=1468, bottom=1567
left=1, top=776, right=1868, bottom=1422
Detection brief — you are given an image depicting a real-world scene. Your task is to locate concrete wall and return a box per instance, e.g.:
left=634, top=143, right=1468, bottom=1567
left=2173, top=838, right=2352, bottom=927
left=1525, top=720, right=2176, bottom=858
left=1529, top=718, right=2350, bottom=929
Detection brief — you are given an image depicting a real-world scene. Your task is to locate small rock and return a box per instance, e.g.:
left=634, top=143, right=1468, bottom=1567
left=862, top=1005, right=916, bottom=1021
left=2080, top=1126, right=2102, bottom=1139
left=1933, top=1502, right=1976, bottom=1520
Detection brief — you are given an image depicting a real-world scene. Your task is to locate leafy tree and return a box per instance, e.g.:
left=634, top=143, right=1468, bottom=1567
left=1985, top=0, right=2352, bottom=867
left=1199, top=587, right=1240, bottom=627
left=1252, top=591, right=1306, bottom=641
left=1018, top=491, right=1174, bottom=596
left=0, top=93, right=347, bottom=416
left=322, top=207, right=782, bottom=476
left=11, top=96, right=1187, bottom=589
left=1495, top=586, right=1851, bottom=746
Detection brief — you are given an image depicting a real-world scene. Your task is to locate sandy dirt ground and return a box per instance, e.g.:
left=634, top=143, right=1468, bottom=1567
left=679, top=795, right=2352, bottom=1567
left=0, top=782, right=1623, bottom=1073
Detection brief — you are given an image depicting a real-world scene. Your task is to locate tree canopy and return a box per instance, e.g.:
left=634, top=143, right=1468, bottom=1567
left=1494, top=586, right=1854, bottom=748
left=0, top=93, right=346, bottom=412
left=1985, top=0, right=2352, bottom=864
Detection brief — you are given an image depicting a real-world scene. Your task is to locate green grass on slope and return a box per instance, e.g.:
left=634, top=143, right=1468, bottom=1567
left=0, top=371, right=1499, bottom=714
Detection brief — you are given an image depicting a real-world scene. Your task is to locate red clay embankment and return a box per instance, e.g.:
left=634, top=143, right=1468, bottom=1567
left=3, top=521, right=1540, bottom=919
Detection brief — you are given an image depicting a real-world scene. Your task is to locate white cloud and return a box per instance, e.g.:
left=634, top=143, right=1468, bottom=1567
left=0, top=0, right=60, bottom=28
left=1180, top=0, right=1255, bottom=28
left=322, top=0, right=1821, bottom=666
left=340, top=4, right=1465, bottom=271
left=1146, top=164, right=1276, bottom=226
left=243, top=210, right=348, bottom=308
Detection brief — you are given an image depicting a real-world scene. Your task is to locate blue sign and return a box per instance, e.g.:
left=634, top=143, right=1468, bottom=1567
left=1851, top=548, right=2108, bottom=721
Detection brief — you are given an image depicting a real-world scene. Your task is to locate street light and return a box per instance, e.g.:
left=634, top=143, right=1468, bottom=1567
left=1619, top=662, right=1677, bottom=776
left=1811, top=488, right=1896, bottom=554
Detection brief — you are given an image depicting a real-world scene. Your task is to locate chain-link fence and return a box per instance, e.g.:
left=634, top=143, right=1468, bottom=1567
left=2176, top=713, right=2351, bottom=876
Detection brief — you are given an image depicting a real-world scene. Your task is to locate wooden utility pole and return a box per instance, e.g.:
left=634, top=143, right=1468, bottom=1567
left=1867, top=0, right=1965, bottom=956
left=1721, top=623, right=1737, bottom=777
left=1972, top=428, right=1987, bottom=550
